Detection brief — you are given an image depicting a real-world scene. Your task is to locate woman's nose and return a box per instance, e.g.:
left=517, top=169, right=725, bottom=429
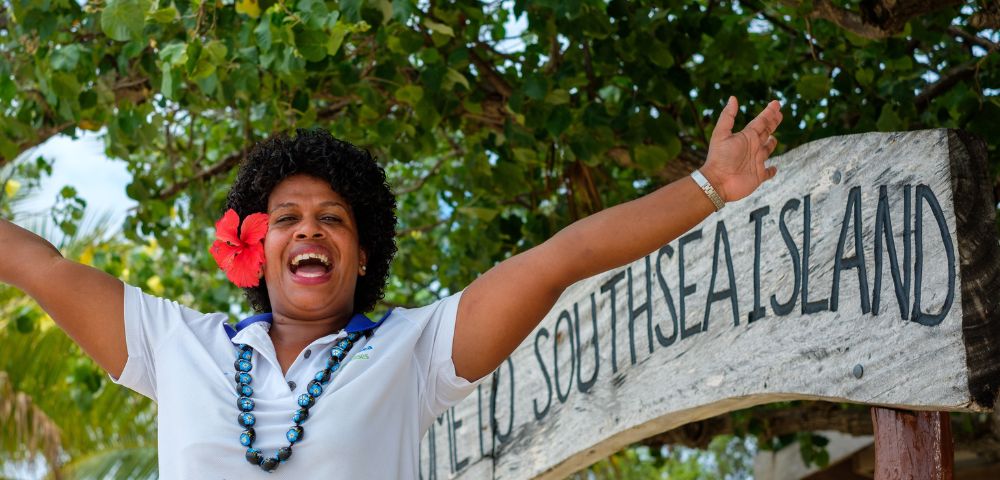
left=294, top=219, right=325, bottom=239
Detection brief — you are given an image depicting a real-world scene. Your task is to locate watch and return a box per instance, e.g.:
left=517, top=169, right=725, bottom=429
left=691, top=169, right=726, bottom=211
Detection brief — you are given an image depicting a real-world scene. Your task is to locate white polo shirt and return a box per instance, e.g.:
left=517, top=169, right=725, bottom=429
left=110, top=283, right=486, bottom=479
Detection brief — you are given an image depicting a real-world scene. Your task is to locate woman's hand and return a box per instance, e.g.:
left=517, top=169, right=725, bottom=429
left=454, top=96, right=784, bottom=382
left=700, top=96, right=783, bottom=203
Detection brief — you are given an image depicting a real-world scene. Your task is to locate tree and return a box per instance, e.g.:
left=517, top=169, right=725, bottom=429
left=1, top=0, right=998, bottom=476
left=0, top=172, right=158, bottom=478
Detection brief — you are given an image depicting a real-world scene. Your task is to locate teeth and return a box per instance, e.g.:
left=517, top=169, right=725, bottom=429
left=291, top=252, right=330, bottom=267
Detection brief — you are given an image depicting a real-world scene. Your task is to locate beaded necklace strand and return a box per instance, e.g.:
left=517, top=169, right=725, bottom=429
left=233, top=331, right=364, bottom=472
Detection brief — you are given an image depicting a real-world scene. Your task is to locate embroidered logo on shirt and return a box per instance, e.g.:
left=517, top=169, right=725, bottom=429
left=352, top=345, right=373, bottom=360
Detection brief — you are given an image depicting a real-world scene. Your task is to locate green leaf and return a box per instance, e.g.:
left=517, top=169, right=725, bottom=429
left=50, top=45, right=82, bottom=71
left=14, top=307, right=37, bottom=334
left=523, top=75, right=547, bottom=100
left=147, top=6, right=178, bottom=23
left=236, top=0, right=261, bottom=18
left=814, top=449, right=830, bottom=467
left=0, top=75, right=15, bottom=102
left=297, top=0, right=331, bottom=29
left=79, top=90, right=97, bottom=111
left=327, top=22, right=350, bottom=56
left=647, top=47, right=674, bottom=68
left=811, top=434, right=830, bottom=447
left=126, top=181, right=150, bottom=201
left=392, top=0, right=418, bottom=21
left=544, top=89, right=570, bottom=105
left=423, top=18, right=454, bottom=37
left=876, top=104, right=903, bottom=131
left=158, top=42, right=188, bottom=66
left=101, top=0, right=152, bottom=42
left=634, top=140, right=679, bottom=172
left=545, top=108, right=572, bottom=136
left=51, top=72, right=81, bottom=104
left=855, top=68, right=874, bottom=86
left=295, top=26, right=328, bottom=62
left=203, top=40, right=228, bottom=63
left=190, top=40, right=227, bottom=80
left=458, top=206, right=498, bottom=221
left=395, top=85, right=424, bottom=105
left=493, top=162, right=527, bottom=195
left=443, top=68, right=470, bottom=91
left=511, top=147, right=539, bottom=166
left=0, top=136, right=18, bottom=161
left=796, top=74, right=830, bottom=101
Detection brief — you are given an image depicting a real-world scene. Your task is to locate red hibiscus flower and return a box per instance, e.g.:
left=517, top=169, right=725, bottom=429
left=210, top=209, right=269, bottom=288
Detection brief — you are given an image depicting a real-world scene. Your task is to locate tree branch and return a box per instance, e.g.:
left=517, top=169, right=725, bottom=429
left=642, top=403, right=873, bottom=450
left=2, top=122, right=74, bottom=167
left=154, top=101, right=354, bottom=199
left=971, top=3, right=1000, bottom=30
left=156, top=146, right=248, bottom=199
left=914, top=58, right=982, bottom=112
left=778, top=0, right=888, bottom=39
left=582, top=41, right=598, bottom=101
left=641, top=402, right=1000, bottom=459
left=606, top=143, right=706, bottom=185
left=469, top=43, right=513, bottom=98
left=396, top=215, right=450, bottom=237
left=544, top=35, right=563, bottom=75
left=945, top=26, right=1000, bottom=53
left=780, top=0, right=962, bottom=40
left=394, top=156, right=447, bottom=195
left=317, top=97, right=356, bottom=121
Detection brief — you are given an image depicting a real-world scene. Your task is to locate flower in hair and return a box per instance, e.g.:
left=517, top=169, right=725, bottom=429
left=210, top=209, right=268, bottom=288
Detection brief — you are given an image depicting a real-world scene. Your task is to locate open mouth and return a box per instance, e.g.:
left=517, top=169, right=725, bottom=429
left=289, top=252, right=332, bottom=278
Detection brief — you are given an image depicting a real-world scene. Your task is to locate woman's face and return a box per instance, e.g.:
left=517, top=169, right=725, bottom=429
left=263, top=174, right=366, bottom=320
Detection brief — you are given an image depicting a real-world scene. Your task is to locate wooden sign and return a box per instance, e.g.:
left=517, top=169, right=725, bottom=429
left=419, top=129, right=1000, bottom=480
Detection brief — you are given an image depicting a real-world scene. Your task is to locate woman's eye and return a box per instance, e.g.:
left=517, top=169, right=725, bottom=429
left=276, top=216, right=296, bottom=223
left=322, top=216, right=342, bottom=223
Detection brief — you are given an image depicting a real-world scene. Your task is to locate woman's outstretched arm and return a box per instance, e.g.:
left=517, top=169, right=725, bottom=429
left=454, top=97, right=783, bottom=381
left=0, top=219, right=126, bottom=377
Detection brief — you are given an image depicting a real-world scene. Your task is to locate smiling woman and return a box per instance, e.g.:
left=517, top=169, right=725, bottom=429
left=0, top=96, right=783, bottom=478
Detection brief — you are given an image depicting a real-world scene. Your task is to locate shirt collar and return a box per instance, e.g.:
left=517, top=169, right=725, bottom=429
left=224, top=310, right=391, bottom=341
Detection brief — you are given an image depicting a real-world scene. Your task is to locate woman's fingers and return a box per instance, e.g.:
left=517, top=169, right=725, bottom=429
left=746, top=100, right=782, bottom=140
left=712, top=96, right=739, bottom=142
left=762, top=134, right=778, bottom=156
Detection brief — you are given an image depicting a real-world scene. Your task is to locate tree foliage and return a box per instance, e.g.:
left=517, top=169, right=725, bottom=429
left=0, top=176, right=157, bottom=478
left=1, top=0, right=999, bottom=477
left=3, top=0, right=997, bottom=309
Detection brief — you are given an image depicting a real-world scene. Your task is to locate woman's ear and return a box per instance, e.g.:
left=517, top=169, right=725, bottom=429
left=359, top=250, right=368, bottom=276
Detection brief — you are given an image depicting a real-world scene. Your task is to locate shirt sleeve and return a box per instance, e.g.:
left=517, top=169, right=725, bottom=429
left=412, top=289, right=489, bottom=419
left=108, top=283, right=206, bottom=402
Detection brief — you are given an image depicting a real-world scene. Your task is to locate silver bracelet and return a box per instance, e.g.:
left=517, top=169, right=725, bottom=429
left=691, top=169, right=726, bottom=211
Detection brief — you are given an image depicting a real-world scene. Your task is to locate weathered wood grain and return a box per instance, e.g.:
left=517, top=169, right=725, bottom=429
left=419, top=129, right=999, bottom=480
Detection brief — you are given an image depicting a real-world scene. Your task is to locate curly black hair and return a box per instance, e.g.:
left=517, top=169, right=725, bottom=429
left=225, top=128, right=397, bottom=314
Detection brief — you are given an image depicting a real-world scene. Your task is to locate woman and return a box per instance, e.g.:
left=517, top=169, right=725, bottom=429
left=0, top=96, right=782, bottom=477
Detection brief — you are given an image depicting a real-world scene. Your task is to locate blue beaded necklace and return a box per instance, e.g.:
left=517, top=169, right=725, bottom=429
left=233, top=332, right=363, bottom=472
left=225, top=311, right=389, bottom=473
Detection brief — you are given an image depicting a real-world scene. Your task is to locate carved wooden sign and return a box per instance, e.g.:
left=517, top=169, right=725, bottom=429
left=419, top=129, right=1000, bottom=480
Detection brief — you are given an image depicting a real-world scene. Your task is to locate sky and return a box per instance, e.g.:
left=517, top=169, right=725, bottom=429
left=16, top=131, right=135, bottom=241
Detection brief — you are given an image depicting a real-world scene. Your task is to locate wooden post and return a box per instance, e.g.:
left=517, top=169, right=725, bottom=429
left=871, top=407, right=953, bottom=480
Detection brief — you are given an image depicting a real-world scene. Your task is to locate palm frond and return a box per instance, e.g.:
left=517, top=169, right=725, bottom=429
left=57, top=446, right=157, bottom=480
left=1, top=200, right=156, bottom=475
left=0, top=372, right=63, bottom=472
